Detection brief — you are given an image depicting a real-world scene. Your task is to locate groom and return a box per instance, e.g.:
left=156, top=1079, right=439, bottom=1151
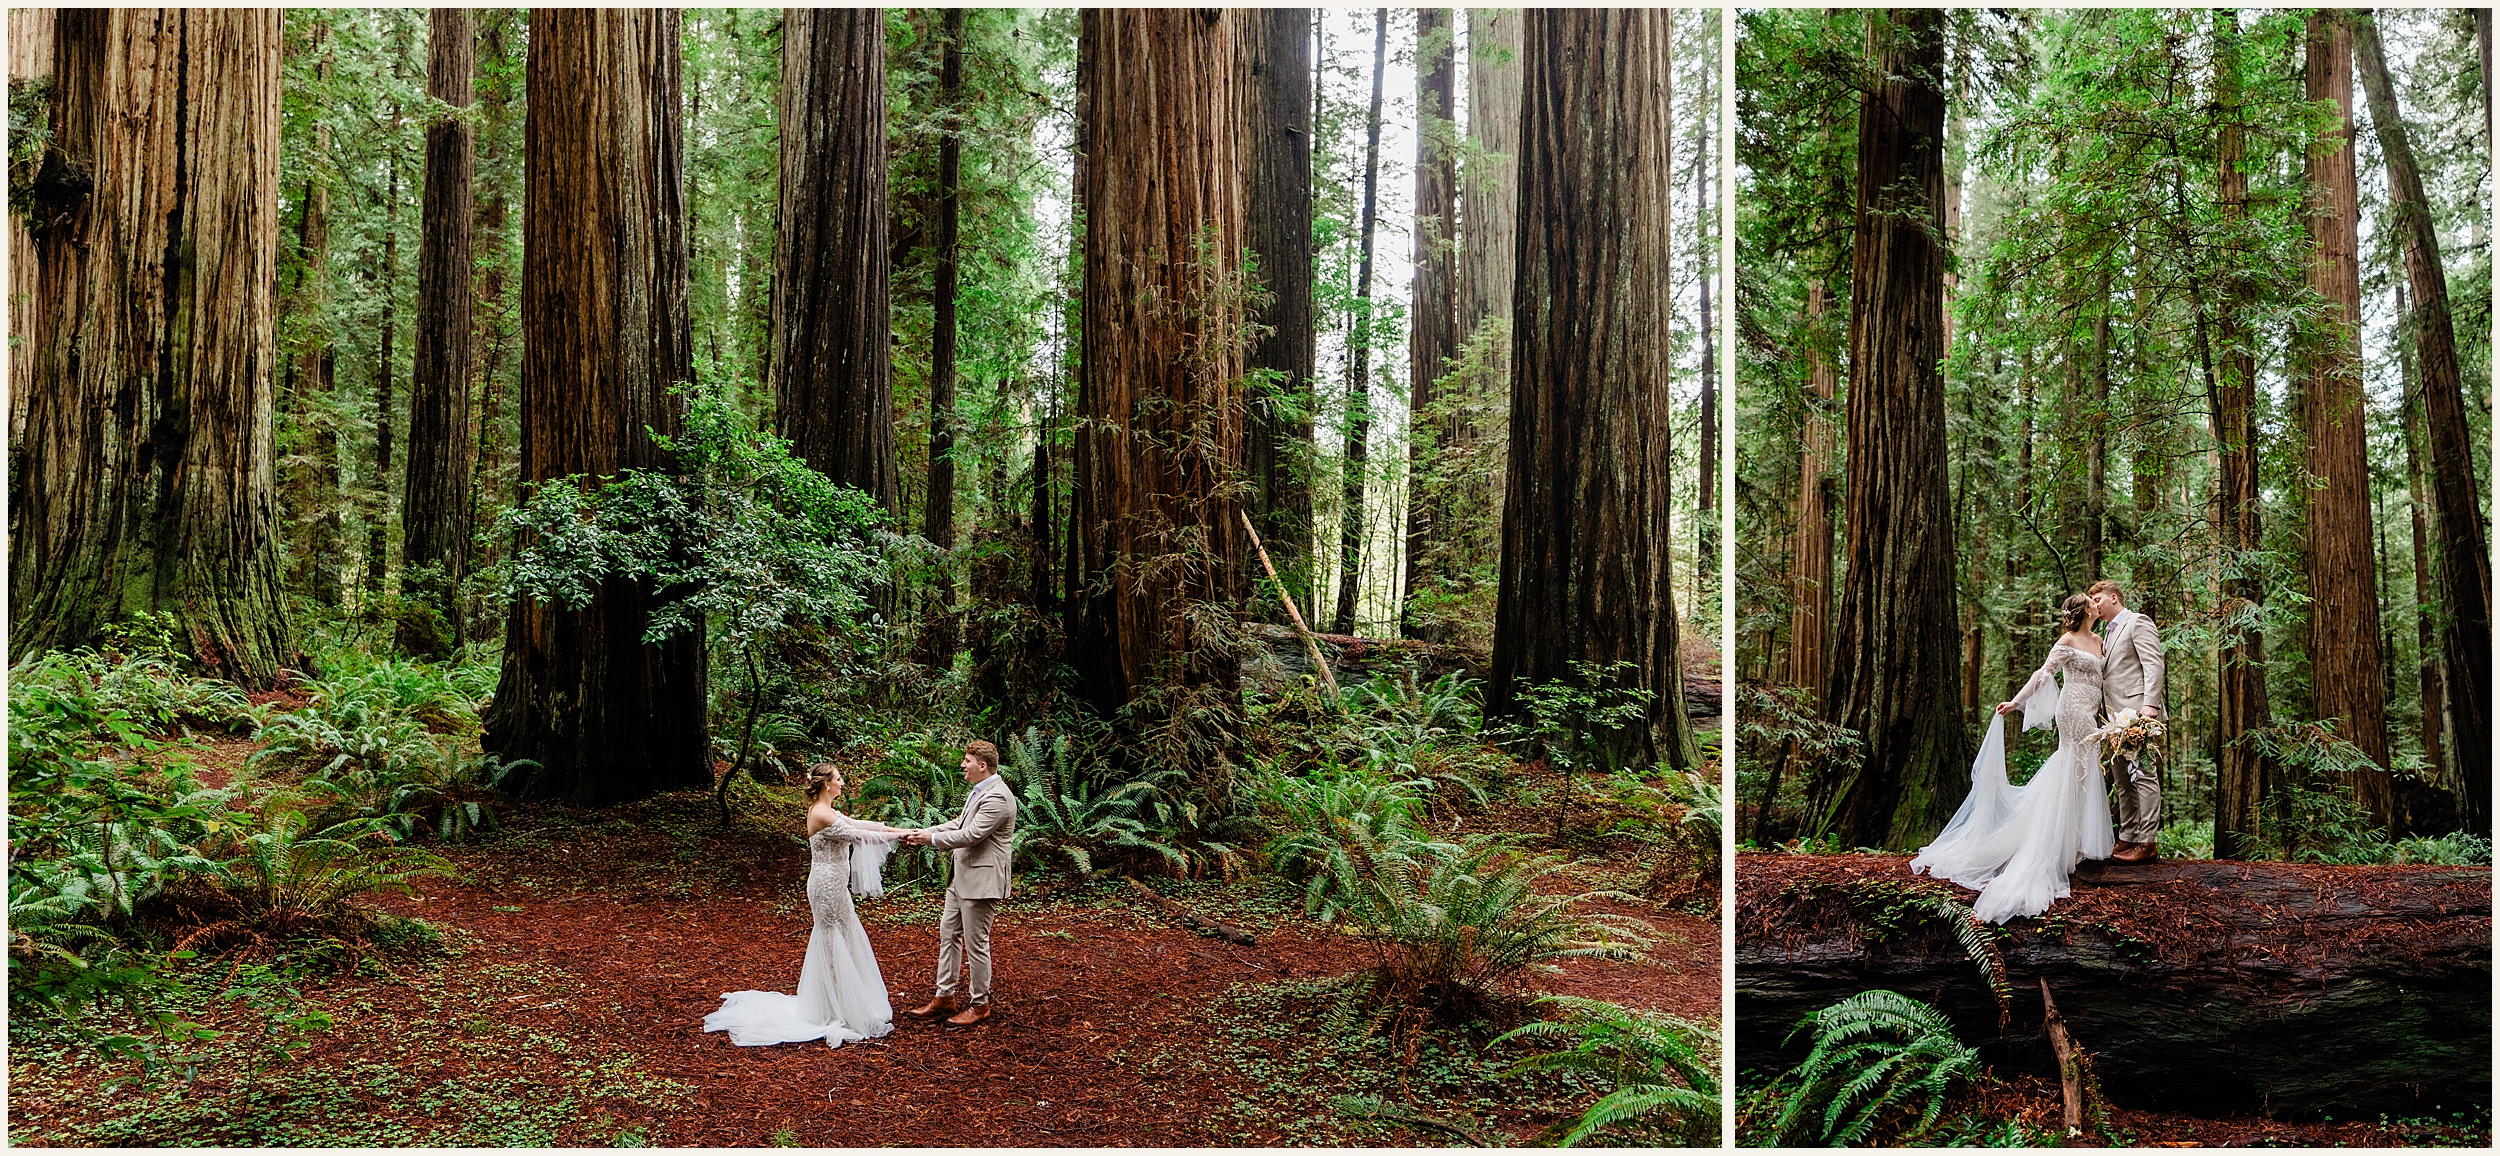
left=902, top=740, right=1017, bottom=1026
left=2089, top=580, right=2167, bottom=864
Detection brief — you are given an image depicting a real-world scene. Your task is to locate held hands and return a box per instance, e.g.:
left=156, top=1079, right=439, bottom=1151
left=902, top=829, right=933, bottom=847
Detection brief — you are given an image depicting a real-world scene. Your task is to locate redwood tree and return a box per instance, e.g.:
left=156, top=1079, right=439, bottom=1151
left=1067, top=9, right=1250, bottom=791
left=921, top=7, right=965, bottom=653
left=2297, top=10, right=2392, bottom=830
left=772, top=7, right=898, bottom=514
left=1401, top=7, right=1459, bottom=639
left=2354, top=11, right=2489, bottom=830
left=484, top=9, right=709, bottom=805
left=1488, top=9, right=1694, bottom=772
left=1243, top=7, right=1316, bottom=612
left=1458, top=8, right=1520, bottom=352
left=2210, top=9, right=2273, bottom=860
left=1330, top=9, right=1388, bottom=636
left=400, top=6, right=477, bottom=657
left=9, top=9, right=299, bottom=686
left=1811, top=8, right=1969, bottom=848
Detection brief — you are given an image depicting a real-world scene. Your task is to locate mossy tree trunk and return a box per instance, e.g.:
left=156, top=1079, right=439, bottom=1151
left=400, top=6, right=477, bottom=658
left=9, top=8, right=300, bottom=687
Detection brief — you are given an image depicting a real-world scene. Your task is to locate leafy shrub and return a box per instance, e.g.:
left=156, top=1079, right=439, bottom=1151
left=1256, top=758, right=1436, bottom=918
left=1327, top=835, right=1651, bottom=1020
left=1007, top=726, right=1188, bottom=882
left=1754, top=989, right=1981, bottom=1146
left=174, top=811, right=452, bottom=951
left=1735, top=681, right=1862, bottom=846
left=248, top=659, right=506, bottom=840
left=2390, top=831, right=2493, bottom=866
left=1496, top=994, right=1721, bottom=1146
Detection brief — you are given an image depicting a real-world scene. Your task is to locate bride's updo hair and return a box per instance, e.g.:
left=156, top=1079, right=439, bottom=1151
left=803, top=762, right=841, bottom=802
left=2059, top=593, right=2094, bottom=634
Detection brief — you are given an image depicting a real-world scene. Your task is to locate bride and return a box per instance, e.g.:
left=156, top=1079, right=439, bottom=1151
left=704, top=764, right=911, bottom=1047
left=1910, top=593, right=2117, bottom=923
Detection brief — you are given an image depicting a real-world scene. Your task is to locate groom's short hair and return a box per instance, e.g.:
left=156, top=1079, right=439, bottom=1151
left=2087, top=579, right=2124, bottom=601
left=966, top=740, right=1000, bottom=773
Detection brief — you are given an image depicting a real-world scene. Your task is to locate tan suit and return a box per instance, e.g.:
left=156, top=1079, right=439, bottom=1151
left=2101, top=609, right=2166, bottom=842
left=926, top=777, right=1015, bottom=1004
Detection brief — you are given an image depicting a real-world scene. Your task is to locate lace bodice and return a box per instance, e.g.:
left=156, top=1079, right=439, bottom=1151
left=2044, top=642, right=2103, bottom=687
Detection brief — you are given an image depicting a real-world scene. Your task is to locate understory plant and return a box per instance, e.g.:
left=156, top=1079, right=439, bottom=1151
left=1755, top=989, right=1982, bottom=1146
left=1496, top=994, right=1721, bottom=1146
left=1325, top=834, right=1651, bottom=1024
left=501, top=373, right=889, bottom=820
left=1006, top=726, right=1189, bottom=883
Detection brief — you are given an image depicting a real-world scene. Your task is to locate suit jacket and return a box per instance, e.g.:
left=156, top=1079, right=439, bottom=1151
left=2102, top=610, right=2166, bottom=720
left=927, top=777, right=1016, bottom=900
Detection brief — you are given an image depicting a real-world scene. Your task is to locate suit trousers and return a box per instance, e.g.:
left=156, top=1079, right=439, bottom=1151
left=934, top=892, right=999, bottom=1004
left=2109, top=744, right=2163, bottom=844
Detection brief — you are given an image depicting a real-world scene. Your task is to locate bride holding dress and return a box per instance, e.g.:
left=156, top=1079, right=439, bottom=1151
left=1910, top=593, right=2117, bottom=924
left=703, top=764, right=910, bottom=1047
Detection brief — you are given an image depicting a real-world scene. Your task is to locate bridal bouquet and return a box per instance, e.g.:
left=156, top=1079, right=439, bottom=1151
left=2089, top=708, right=2166, bottom=771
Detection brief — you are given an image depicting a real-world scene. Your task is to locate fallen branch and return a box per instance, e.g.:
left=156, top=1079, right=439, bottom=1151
left=1239, top=508, right=1340, bottom=703
left=1122, top=876, right=1255, bottom=946
left=2040, top=977, right=2089, bottom=1140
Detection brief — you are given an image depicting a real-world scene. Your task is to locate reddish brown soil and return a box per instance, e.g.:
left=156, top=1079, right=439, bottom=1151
left=14, top=783, right=1715, bottom=1147
left=1969, top=1073, right=2488, bottom=1148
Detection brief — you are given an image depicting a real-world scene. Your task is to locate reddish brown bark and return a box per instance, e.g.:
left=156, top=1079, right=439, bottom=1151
left=1401, top=8, right=1459, bottom=639
left=484, top=9, right=708, bottom=805
left=401, top=7, right=477, bottom=657
left=2210, top=9, right=2272, bottom=861
left=1243, top=7, right=1316, bottom=612
left=1488, top=9, right=1693, bottom=771
left=9, top=9, right=299, bottom=686
left=2354, top=11, right=2489, bottom=829
left=1812, top=8, right=1969, bottom=848
left=2298, top=10, right=2392, bottom=829
left=1066, top=9, right=1250, bottom=757
left=772, top=7, right=898, bottom=514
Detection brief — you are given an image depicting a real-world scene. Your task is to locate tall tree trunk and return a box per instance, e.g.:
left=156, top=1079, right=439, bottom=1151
left=2210, top=9, right=2272, bottom=861
left=2298, top=9, right=2393, bottom=830
left=1458, top=8, right=1520, bottom=361
left=1401, top=8, right=1459, bottom=639
left=484, top=9, right=708, bottom=805
left=1331, top=9, right=1388, bottom=637
left=1488, top=9, right=1694, bottom=772
left=1790, top=276, right=1838, bottom=704
left=2083, top=272, right=2110, bottom=583
left=400, top=7, right=476, bottom=658
left=771, top=8, right=897, bottom=515
left=921, top=8, right=964, bottom=659
left=2398, top=283, right=2453, bottom=829
left=1068, top=9, right=1250, bottom=799
left=1812, top=8, right=1968, bottom=848
left=1695, top=74, right=1719, bottom=603
left=283, top=17, right=344, bottom=609
left=369, top=19, right=411, bottom=601
left=10, top=9, right=298, bottom=685
left=466, top=9, right=519, bottom=583
left=7, top=8, right=54, bottom=450
left=2354, top=11, right=2490, bottom=830
left=1243, top=7, right=1316, bottom=615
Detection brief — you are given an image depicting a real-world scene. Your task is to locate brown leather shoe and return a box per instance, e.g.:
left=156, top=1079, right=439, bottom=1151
left=945, top=1002, right=992, bottom=1026
left=2110, top=842, right=2157, bottom=864
left=2106, top=840, right=2138, bottom=859
left=904, top=996, right=960, bottom=1018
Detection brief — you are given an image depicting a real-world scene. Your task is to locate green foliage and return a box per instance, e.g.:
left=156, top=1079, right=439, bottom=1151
left=1326, top=835, right=1652, bottom=1017
left=247, top=654, right=512, bottom=842
left=1500, top=660, right=1656, bottom=778
left=1255, top=758, right=1437, bottom=920
left=1005, top=726, right=1188, bottom=882
left=1495, top=995, right=1722, bottom=1146
left=190, top=811, right=451, bottom=942
left=1757, top=989, right=1982, bottom=1146
left=1734, top=682, right=1861, bottom=845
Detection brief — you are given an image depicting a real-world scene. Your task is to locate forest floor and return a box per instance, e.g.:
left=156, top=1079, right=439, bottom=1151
left=7, top=745, right=1715, bottom=1147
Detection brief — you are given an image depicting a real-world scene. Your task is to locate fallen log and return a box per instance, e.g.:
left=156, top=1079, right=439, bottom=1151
left=1737, top=853, right=2491, bottom=1118
left=1123, top=876, right=1255, bottom=946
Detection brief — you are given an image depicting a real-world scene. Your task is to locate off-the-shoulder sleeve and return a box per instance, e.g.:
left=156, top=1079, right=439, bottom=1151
left=2012, top=646, right=2065, bottom=731
left=829, top=812, right=897, bottom=898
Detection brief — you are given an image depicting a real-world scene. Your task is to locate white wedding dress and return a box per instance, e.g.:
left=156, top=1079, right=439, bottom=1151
left=1910, top=641, right=2116, bottom=924
left=703, top=816, right=898, bottom=1047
